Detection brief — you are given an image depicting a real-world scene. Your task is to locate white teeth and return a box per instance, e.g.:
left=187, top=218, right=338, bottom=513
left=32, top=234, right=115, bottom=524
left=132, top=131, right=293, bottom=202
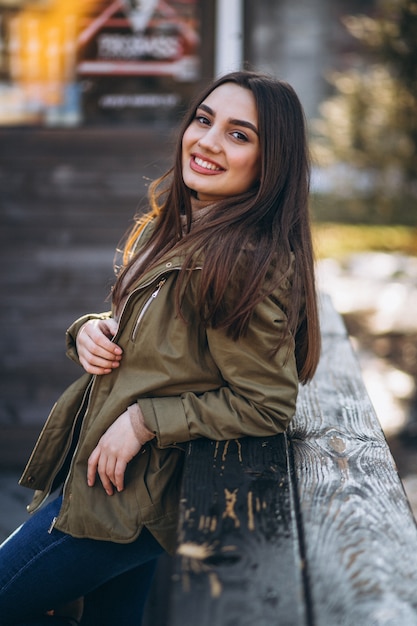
left=194, top=156, right=222, bottom=171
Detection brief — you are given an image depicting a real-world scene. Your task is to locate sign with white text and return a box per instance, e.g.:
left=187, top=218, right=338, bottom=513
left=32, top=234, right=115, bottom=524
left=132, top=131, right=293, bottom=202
left=78, top=0, right=201, bottom=123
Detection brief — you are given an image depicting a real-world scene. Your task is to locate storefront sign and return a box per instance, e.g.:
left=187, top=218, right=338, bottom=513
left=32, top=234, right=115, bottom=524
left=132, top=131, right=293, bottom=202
left=0, top=0, right=201, bottom=125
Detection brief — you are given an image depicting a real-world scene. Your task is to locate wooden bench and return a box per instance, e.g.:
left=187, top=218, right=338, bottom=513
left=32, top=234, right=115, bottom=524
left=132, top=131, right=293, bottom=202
left=144, top=294, right=417, bottom=626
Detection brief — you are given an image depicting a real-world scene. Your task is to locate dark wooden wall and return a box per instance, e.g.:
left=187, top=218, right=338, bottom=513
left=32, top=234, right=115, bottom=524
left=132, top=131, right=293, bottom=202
left=0, top=126, right=173, bottom=466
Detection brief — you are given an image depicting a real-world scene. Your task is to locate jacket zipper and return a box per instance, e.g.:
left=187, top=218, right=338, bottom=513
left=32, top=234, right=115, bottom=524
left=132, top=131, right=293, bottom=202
left=112, top=256, right=202, bottom=341
left=25, top=378, right=95, bottom=514
left=42, top=262, right=201, bottom=525
left=50, top=276, right=169, bottom=523
left=131, top=278, right=166, bottom=341
left=113, top=268, right=178, bottom=344
left=59, top=370, right=102, bottom=512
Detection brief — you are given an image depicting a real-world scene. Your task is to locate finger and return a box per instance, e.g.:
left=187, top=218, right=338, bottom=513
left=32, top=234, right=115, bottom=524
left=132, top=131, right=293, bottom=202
left=100, top=319, right=120, bottom=340
left=87, top=448, right=100, bottom=487
left=80, top=352, right=120, bottom=370
left=78, top=357, right=113, bottom=376
left=91, top=340, right=122, bottom=359
left=114, top=459, right=127, bottom=493
left=82, top=333, right=122, bottom=361
left=79, top=322, right=121, bottom=358
left=98, top=456, right=114, bottom=496
left=94, top=323, right=123, bottom=355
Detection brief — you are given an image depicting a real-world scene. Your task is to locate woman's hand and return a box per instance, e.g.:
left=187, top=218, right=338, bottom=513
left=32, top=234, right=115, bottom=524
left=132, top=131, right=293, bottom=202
left=87, top=407, right=155, bottom=495
left=76, top=319, right=122, bottom=375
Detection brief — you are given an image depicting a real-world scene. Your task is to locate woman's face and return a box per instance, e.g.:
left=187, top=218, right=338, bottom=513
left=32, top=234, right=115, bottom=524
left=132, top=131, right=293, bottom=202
left=182, top=83, right=261, bottom=203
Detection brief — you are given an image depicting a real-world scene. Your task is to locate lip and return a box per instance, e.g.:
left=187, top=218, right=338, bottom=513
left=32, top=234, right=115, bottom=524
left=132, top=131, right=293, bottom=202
left=189, top=153, right=225, bottom=175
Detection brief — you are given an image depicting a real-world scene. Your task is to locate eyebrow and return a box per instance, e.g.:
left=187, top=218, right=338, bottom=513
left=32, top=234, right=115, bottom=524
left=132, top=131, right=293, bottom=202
left=198, top=103, right=259, bottom=136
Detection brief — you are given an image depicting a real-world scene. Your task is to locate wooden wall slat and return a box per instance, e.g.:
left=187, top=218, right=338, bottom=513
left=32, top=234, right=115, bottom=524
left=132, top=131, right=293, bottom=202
left=0, top=127, right=172, bottom=436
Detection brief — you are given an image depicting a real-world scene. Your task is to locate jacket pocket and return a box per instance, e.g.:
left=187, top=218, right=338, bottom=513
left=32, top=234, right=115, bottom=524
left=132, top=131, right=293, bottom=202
left=131, top=278, right=166, bottom=341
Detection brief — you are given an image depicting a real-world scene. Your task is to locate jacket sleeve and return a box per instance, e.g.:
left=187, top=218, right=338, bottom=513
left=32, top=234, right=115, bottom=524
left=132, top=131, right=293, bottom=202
left=66, top=311, right=112, bottom=365
left=138, top=291, right=299, bottom=446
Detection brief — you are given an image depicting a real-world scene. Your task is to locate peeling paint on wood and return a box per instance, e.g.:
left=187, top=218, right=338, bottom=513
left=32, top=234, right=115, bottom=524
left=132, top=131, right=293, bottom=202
left=169, top=434, right=306, bottom=625
left=222, top=489, right=240, bottom=528
left=247, top=491, right=255, bottom=531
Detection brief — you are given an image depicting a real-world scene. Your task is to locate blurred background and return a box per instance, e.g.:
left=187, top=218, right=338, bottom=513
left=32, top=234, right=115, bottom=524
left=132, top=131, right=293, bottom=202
left=0, top=0, right=416, bottom=539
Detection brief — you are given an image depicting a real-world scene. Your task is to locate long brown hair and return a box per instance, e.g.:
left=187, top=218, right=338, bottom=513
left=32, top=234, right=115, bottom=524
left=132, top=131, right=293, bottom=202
left=112, top=71, right=320, bottom=383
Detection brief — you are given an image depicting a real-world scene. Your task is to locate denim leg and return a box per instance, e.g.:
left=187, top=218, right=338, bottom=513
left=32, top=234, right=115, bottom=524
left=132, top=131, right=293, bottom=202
left=81, top=559, right=158, bottom=626
left=0, top=496, right=164, bottom=625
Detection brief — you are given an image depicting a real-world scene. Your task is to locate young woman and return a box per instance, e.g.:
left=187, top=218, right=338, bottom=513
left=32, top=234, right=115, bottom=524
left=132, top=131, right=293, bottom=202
left=0, top=71, right=320, bottom=625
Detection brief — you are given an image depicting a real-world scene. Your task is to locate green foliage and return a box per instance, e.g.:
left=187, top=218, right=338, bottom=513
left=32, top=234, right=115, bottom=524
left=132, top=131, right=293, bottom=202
left=312, top=222, right=417, bottom=259
left=312, top=0, right=417, bottom=224
left=311, top=190, right=417, bottom=225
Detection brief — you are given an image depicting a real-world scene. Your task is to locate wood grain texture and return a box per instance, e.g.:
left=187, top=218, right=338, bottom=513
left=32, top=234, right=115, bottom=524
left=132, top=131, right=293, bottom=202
left=167, top=293, right=417, bottom=625
left=289, top=294, right=417, bottom=625
left=169, top=436, right=307, bottom=626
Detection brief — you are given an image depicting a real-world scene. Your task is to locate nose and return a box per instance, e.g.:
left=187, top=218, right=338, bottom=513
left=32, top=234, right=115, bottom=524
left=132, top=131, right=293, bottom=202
left=197, top=126, right=222, bottom=153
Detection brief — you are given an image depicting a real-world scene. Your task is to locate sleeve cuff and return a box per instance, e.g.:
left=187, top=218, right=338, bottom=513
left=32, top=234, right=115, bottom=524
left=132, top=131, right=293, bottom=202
left=138, top=396, right=190, bottom=448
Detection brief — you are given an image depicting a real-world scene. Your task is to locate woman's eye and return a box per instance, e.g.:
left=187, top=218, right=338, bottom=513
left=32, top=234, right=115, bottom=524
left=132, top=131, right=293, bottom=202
left=195, top=114, right=210, bottom=126
left=231, top=131, right=248, bottom=142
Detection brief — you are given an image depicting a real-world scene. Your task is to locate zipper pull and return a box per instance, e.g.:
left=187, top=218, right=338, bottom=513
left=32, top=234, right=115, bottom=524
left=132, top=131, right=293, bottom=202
left=152, top=278, right=166, bottom=297
left=48, top=516, right=57, bottom=534
left=131, top=277, right=167, bottom=341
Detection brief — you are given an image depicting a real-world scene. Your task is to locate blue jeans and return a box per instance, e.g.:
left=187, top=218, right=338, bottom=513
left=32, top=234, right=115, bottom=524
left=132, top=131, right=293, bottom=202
left=0, top=495, right=164, bottom=625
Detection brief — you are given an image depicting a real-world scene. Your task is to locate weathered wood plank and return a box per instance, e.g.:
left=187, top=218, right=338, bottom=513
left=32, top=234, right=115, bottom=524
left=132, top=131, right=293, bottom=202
left=168, top=294, right=417, bottom=625
left=289, top=293, right=417, bottom=625
left=317, top=291, right=347, bottom=338
left=169, top=436, right=307, bottom=626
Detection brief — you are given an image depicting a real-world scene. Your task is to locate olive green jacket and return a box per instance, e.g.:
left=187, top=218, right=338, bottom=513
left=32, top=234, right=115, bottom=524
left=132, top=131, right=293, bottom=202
left=19, top=233, right=299, bottom=554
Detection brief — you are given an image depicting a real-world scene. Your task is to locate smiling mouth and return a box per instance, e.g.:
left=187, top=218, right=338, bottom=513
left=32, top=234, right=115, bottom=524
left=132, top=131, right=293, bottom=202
left=193, top=156, right=224, bottom=172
